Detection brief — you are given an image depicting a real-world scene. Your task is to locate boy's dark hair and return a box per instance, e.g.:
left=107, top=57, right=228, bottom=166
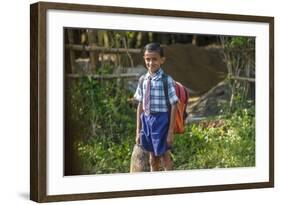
left=143, top=42, right=164, bottom=57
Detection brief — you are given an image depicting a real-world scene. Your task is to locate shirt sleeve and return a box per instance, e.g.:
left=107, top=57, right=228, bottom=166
left=167, top=76, right=179, bottom=105
left=133, top=77, right=143, bottom=103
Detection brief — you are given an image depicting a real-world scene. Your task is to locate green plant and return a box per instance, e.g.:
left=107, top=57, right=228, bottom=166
left=220, top=36, right=255, bottom=110
left=172, top=105, right=255, bottom=170
left=68, top=69, right=136, bottom=142
left=76, top=134, right=134, bottom=174
left=67, top=64, right=137, bottom=174
left=68, top=63, right=255, bottom=174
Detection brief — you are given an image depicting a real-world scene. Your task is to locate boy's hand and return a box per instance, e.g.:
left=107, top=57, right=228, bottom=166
left=167, top=131, right=174, bottom=146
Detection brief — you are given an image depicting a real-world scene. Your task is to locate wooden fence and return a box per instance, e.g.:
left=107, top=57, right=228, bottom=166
left=65, top=30, right=142, bottom=77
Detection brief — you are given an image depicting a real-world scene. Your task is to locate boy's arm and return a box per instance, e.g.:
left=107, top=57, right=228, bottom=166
left=136, top=102, right=143, bottom=144
left=167, top=103, right=177, bottom=146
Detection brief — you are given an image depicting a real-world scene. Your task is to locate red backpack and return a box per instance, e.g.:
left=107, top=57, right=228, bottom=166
left=162, top=74, right=189, bottom=134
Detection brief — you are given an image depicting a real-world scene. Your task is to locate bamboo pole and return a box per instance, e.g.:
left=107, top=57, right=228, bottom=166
left=67, top=73, right=140, bottom=79
left=65, top=44, right=142, bottom=53
left=229, top=76, right=255, bottom=82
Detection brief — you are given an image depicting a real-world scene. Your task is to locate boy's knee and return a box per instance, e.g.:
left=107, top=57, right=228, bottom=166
left=163, top=151, right=171, bottom=160
left=149, top=155, right=160, bottom=167
left=162, top=151, right=173, bottom=170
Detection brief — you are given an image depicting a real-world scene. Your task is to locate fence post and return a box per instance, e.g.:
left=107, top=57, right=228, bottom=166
left=87, top=30, right=99, bottom=74
left=67, top=29, right=76, bottom=73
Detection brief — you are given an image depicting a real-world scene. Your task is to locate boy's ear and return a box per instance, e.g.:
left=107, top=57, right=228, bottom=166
left=161, top=57, right=166, bottom=64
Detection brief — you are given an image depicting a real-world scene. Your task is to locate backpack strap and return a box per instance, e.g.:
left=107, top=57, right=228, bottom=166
left=162, top=73, right=171, bottom=110
left=183, top=87, right=189, bottom=104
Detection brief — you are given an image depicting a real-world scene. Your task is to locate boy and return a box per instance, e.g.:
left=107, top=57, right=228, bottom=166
left=134, top=42, right=178, bottom=171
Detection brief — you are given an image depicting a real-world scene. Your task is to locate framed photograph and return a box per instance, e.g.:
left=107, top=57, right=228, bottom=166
left=30, top=1, right=274, bottom=202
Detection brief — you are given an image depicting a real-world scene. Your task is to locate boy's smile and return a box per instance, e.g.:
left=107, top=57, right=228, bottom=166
left=143, top=51, right=165, bottom=74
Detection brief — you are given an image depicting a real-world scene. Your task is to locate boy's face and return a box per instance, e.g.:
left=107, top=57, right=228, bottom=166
left=143, top=51, right=165, bottom=74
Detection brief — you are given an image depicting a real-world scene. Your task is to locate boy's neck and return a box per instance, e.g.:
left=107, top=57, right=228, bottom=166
left=148, top=68, right=161, bottom=76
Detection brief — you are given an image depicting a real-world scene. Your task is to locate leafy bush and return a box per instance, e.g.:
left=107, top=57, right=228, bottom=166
left=76, top=135, right=134, bottom=174
left=74, top=105, right=255, bottom=174
left=69, top=72, right=136, bottom=142
left=68, top=67, right=137, bottom=174
left=172, top=105, right=255, bottom=170
left=68, top=66, right=255, bottom=174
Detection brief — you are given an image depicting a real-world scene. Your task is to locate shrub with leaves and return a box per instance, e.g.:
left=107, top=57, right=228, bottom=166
left=69, top=72, right=136, bottom=142
left=76, top=135, right=134, bottom=174
left=68, top=64, right=255, bottom=174
left=172, top=105, right=255, bottom=170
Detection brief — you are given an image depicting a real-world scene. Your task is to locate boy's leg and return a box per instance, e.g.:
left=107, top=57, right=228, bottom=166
left=162, top=151, right=173, bottom=171
left=149, top=153, right=161, bottom=171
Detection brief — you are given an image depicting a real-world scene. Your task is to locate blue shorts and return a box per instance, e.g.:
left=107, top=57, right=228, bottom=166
left=140, top=112, right=171, bottom=156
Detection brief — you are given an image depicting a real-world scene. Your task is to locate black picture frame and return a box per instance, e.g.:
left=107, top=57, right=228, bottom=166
left=30, top=1, right=274, bottom=202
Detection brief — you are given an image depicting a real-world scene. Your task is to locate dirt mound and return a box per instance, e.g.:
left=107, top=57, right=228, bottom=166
left=187, top=80, right=231, bottom=118
left=163, top=44, right=227, bottom=94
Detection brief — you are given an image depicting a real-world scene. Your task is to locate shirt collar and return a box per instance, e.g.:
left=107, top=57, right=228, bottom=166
left=144, top=68, right=163, bottom=80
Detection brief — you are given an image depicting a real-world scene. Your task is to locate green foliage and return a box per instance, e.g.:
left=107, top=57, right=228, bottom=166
left=227, top=36, right=255, bottom=49
left=220, top=80, right=255, bottom=114
left=69, top=65, right=255, bottom=174
left=220, top=36, right=255, bottom=111
left=74, top=103, right=255, bottom=174
left=76, top=135, right=134, bottom=174
left=172, top=105, right=255, bottom=170
left=68, top=64, right=136, bottom=174
left=69, top=68, right=135, bottom=142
